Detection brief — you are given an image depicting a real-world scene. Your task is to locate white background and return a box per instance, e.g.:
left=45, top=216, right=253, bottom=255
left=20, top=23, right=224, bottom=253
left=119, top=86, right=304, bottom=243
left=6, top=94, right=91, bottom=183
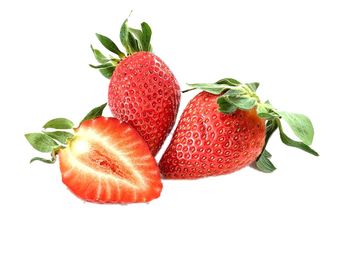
left=0, top=0, right=349, bottom=262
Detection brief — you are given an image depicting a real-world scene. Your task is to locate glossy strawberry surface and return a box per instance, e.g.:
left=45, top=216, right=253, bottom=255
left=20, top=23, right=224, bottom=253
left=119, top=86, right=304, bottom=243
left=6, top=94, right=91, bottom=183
left=159, top=92, right=266, bottom=179
left=109, top=52, right=180, bottom=155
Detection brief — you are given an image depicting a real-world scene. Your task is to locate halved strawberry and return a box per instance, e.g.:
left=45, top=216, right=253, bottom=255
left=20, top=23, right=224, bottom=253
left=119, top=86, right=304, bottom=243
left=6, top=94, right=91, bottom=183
left=25, top=104, right=162, bottom=204
left=59, top=117, right=162, bottom=203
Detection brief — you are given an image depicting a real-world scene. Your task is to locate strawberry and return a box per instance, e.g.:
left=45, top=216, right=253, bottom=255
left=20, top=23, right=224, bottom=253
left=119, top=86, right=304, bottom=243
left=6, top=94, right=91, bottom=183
left=159, top=78, right=319, bottom=178
left=25, top=104, right=162, bottom=204
left=90, top=18, right=180, bottom=155
left=160, top=92, right=266, bottom=178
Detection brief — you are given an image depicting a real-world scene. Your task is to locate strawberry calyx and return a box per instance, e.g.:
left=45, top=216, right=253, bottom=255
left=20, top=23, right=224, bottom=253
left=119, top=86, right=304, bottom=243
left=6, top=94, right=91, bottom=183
left=25, top=103, right=107, bottom=164
left=90, top=17, right=153, bottom=79
left=186, top=78, right=319, bottom=173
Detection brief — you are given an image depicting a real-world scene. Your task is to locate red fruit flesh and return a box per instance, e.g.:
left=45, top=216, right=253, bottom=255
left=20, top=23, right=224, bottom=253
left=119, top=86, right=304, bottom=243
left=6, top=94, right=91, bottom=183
left=59, top=117, right=162, bottom=203
left=108, top=51, right=180, bottom=155
left=159, top=92, right=266, bottom=179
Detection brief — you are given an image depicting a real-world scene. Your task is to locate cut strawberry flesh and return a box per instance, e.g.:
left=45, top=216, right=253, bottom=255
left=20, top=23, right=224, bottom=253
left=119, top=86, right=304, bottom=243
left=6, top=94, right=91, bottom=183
left=59, top=117, right=162, bottom=204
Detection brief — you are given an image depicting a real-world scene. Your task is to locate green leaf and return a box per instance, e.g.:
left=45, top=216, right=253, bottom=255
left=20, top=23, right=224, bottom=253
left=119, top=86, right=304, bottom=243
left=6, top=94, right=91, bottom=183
left=99, top=67, right=114, bottom=79
left=277, top=120, right=319, bottom=156
left=254, top=119, right=278, bottom=172
left=141, top=22, right=152, bottom=51
left=127, top=32, right=140, bottom=53
left=43, top=131, right=74, bottom=144
left=89, top=62, right=115, bottom=69
left=224, top=87, right=247, bottom=97
left=279, top=111, right=314, bottom=145
left=95, top=33, right=125, bottom=58
left=246, top=82, right=259, bottom=92
left=265, top=119, right=278, bottom=144
left=125, top=22, right=152, bottom=52
left=218, top=84, right=258, bottom=110
left=257, top=112, right=275, bottom=120
left=228, top=96, right=256, bottom=110
left=255, top=149, right=276, bottom=173
left=256, top=103, right=278, bottom=120
left=30, top=156, right=56, bottom=164
left=25, top=133, right=58, bottom=153
left=129, top=27, right=143, bottom=41
left=256, top=103, right=268, bottom=115
left=129, top=28, right=143, bottom=50
left=215, top=78, right=241, bottom=86
left=120, top=19, right=130, bottom=54
left=217, top=96, right=237, bottom=113
left=80, top=103, right=107, bottom=125
left=187, top=83, right=231, bottom=95
left=213, top=83, right=258, bottom=112
left=43, top=118, right=74, bottom=129
left=264, top=149, right=272, bottom=158
left=90, top=45, right=109, bottom=63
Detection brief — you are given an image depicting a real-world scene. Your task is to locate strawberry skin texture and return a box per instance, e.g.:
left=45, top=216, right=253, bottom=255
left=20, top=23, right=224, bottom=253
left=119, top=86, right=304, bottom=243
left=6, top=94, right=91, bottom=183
left=159, top=92, right=266, bottom=179
left=59, top=117, right=162, bottom=204
left=108, top=51, right=181, bottom=155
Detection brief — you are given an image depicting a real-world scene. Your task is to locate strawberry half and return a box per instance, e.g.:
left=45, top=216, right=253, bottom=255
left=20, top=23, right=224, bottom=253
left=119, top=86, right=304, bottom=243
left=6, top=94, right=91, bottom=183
left=160, top=78, right=319, bottom=178
left=25, top=105, right=162, bottom=204
left=90, top=18, right=180, bottom=155
left=60, top=117, right=162, bottom=203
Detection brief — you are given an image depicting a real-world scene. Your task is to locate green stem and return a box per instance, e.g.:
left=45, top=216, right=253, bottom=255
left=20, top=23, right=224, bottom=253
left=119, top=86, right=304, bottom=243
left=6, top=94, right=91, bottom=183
left=182, top=88, right=196, bottom=93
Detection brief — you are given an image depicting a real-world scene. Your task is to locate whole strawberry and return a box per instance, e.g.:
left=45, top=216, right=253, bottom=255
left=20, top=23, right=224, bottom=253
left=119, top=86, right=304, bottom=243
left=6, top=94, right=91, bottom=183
left=90, top=18, right=180, bottom=155
left=159, top=78, right=318, bottom=178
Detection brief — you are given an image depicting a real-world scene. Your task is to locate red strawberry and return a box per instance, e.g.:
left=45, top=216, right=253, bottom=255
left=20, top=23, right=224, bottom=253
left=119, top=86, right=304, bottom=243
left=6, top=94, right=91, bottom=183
left=160, top=79, right=318, bottom=178
left=25, top=105, right=162, bottom=204
left=160, top=92, right=265, bottom=178
left=108, top=51, right=180, bottom=155
left=91, top=19, right=180, bottom=155
left=59, top=117, right=162, bottom=203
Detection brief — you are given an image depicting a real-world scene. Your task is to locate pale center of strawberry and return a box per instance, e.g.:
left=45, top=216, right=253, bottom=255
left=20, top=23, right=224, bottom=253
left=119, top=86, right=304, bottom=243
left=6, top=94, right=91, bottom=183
left=71, top=138, right=90, bottom=154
